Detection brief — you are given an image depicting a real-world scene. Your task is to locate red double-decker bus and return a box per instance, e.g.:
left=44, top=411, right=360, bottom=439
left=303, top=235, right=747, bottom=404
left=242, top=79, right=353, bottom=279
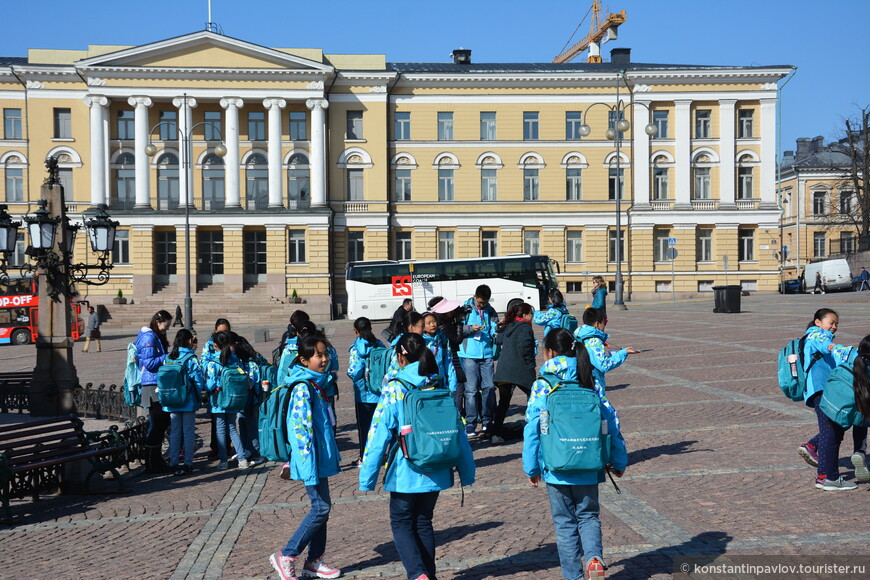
left=0, top=277, right=84, bottom=345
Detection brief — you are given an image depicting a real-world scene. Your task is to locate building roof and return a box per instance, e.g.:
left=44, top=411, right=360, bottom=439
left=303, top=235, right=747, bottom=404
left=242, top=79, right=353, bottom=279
left=387, top=62, right=790, bottom=73
left=782, top=139, right=861, bottom=171
left=0, top=57, right=27, bottom=66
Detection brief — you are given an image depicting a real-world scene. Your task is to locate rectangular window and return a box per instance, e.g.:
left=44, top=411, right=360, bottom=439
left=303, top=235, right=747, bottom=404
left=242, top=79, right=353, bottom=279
left=840, top=231, right=854, bottom=254
left=608, top=168, right=624, bottom=200
left=202, top=167, right=224, bottom=210
left=346, top=111, right=363, bottom=140
left=347, top=231, right=364, bottom=263
left=698, top=280, right=715, bottom=292
left=652, top=110, right=669, bottom=139
left=813, top=191, right=827, bottom=215
left=738, top=109, right=754, bottom=138
left=8, top=233, right=25, bottom=267
left=566, top=231, right=583, bottom=263
left=480, top=112, right=496, bottom=140
left=740, top=280, right=757, bottom=291
left=566, top=168, right=582, bottom=201
left=288, top=229, right=306, bottom=263
left=523, top=230, right=540, bottom=255
left=565, top=111, right=583, bottom=140
left=247, top=111, right=265, bottom=141
left=395, top=169, right=412, bottom=202
left=159, top=110, right=177, bottom=140
left=481, top=231, right=498, bottom=257
left=395, top=112, right=411, bottom=140
left=112, top=230, right=130, bottom=264
left=3, top=108, right=22, bottom=140
left=437, top=112, right=453, bottom=140
left=655, top=281, right=672, bottom=292
left=289, top=111, right=307, bottom=140
left=347, top=169, right=364, bottom=201
left=117, top=110, right=134, bottom=140
left=438, top=169, right=454, bottom=201
left=154, top=230, right=177, bottom=276
left=695, top=109, right=711, bottom=138
left=438, top=231, right=454, bottom=260
left=58, top=168, right=73, bottom=197
left=693, top=167, right=711, bottom=199
left=737, top=167, right=753, bottom=199
left=813, top=232, right=826, bottom=258
left=523, top=112, right=539, bottom=140
left=481, top=169, right=497, bottom=201
left=608, top=110, right=626, bottom=139
left=5, top=167, right=23, bottom=202
left=203, top=111, right=222, bottom=141
left=839, top=191, right=853, bottom=215
left=54, top=108, right=72, bottom=139
left=696, top=228, right=713, bottom=262
left=653, top=167, right=669, bottom=199
left=608, top=230, right=625, bottom=263
left=738, top=228, right=755, bottom=261
left=654, top=229, right=670, bottom=262
left=395, top=231, right=412, bottom=260
left=523, top=169, right=539, bottom=201
left=566, top=281, right=583, bottom=293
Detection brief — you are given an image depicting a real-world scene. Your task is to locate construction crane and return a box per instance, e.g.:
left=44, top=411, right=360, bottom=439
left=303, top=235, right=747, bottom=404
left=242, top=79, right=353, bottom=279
left=553, top=1, right=626, bottom=64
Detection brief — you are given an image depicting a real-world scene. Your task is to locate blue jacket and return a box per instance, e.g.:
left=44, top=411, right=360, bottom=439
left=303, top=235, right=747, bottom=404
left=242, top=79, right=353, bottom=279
left=203, top=351, right=251, bottom=414
left=533, top=304, right=568, bottom=337
left=276, top=336, right=299, bottom=387
left=347, top=337, right=386, bottom=404
left=134, top=327, right=167, bottom=386
left=522, top=356, right=627, bottom=486
left=458, top=297, right=499, bottom=359
left=286, top=364, right=341, bottom=485
left=574, top=325, right=628, bottom=393
left=359, top=362, right=476, bottom=493
left=325, top=345, right=340, bottom=398
left=424, top=331, right=457, bottom=392
left=200, top=336, right=220, bottom=366
left=802, top=326, right=853, bottom=404
left=591, top=287, right=607, bottom=310
left=160, top=347, right=206, bottom=413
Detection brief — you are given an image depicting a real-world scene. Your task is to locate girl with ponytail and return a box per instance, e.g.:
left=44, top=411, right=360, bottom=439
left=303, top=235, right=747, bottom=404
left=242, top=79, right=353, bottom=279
left=203, top=331, right=249, bottom=470
left=347, top=317, right=387, bottom=464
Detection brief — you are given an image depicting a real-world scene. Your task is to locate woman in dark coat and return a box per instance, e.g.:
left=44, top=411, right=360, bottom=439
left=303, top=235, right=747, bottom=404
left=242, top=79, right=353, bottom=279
left=491, top=301, right=537, bottom=444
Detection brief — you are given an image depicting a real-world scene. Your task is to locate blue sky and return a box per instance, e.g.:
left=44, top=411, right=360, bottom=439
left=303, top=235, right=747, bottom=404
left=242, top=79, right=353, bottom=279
left=2, top=0, right=867, bottom=153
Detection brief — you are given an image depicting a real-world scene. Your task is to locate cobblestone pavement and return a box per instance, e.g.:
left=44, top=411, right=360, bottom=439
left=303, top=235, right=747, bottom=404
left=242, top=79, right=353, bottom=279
left=2, top=293, right=870, bottom=579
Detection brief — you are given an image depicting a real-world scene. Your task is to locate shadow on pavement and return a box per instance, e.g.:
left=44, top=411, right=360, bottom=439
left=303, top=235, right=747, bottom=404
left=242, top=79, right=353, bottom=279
left=627, top=440, right=704, bottom=467
left=609, top=530, right=732, bottom=579
left=449, top=543, right=559, bottom=579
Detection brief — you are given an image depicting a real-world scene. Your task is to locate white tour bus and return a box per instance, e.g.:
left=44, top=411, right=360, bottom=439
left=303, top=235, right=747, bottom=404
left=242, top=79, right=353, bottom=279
left=345, top=254, right=560, bottom=320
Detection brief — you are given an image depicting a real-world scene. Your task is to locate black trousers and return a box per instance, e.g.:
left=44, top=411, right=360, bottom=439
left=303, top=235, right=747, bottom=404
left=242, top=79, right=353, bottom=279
left=492, top=383, right=531, bottom=437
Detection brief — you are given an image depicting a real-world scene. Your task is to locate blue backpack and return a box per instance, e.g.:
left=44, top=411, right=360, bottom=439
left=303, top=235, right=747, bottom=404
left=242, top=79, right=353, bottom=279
left=539, top=374, right=611, bottom=473
left=214, top=365, right=250, bottom=413
left=364, top=347, right=393, bottom=396
left=258, top=380, right=312, bottom=462
left=156, top=353, right=196, bottom=408
left=559, top=313, right=579, bottom=333
left=123, top=343, right=142, bottom=407
left=395, top=377, right=463, bottom=473
left=819, top=363, right=868, bottom=428
left=777, top=336, right=823, bottom=402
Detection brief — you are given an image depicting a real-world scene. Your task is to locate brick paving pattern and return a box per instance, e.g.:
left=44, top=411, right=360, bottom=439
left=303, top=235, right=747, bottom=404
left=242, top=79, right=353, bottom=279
left=1, top=293, right=869, bottom=579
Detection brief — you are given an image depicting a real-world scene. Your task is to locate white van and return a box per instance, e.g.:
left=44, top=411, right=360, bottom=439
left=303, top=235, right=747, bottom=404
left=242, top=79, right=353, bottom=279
left=803, top=259, right=853, bottom=293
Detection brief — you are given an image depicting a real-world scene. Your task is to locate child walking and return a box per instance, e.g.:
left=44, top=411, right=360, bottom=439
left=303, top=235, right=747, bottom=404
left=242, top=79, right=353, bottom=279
left=491, top=301, right=537, bottom=445
left=523, top=328, right=627, bottom=580
left=162, top=329, right=205, bottom=476
left=270, top=335, right=342, bottom=580
left=204, top=331, right=249, bottom=470
left=347, top=317, right=386, bottom=465
left=532, top=289, right=570, bottom=337
left=359, top=333, right=476, bottom=580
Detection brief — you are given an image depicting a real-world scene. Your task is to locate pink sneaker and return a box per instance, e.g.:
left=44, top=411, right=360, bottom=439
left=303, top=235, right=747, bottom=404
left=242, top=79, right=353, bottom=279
left=414, top=575, right=430, bottom=580
left=586, top=556, right=606, bottom=579
left=280, top=462, right=290, bottom=480
left=270, top=552, right=299, bottom=580
left=301, top=557, right=341, bottom=579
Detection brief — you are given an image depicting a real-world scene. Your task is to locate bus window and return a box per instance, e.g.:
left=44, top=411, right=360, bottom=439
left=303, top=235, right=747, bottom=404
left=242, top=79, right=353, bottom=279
left=0, top=311, right=11, bottom=324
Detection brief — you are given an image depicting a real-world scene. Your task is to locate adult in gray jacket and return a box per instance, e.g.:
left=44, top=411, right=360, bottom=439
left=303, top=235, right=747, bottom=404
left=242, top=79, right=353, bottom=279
left=82, top=305, right=101, bottom=353
left=491, top=301, right=537, bottom=444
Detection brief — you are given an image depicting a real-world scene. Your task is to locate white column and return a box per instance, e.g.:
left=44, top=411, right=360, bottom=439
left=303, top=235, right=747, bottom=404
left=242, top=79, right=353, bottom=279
left=127, top=96, right=153, bottom=209
left=632, top=101, right=652, bottom=208
left=719, top=99, right=737, bottom=208
left=674, top=99, right=692, bottom=209
left=264, top=97, right=287, bottom=208
left=220, top=97, right=244, bottom=208
left=306, top=98, right=329, bottom=207
left=173, top=96, right=197, bottom=207
left=84, top=95, right=109, bottom=206
left=760, top=98, right=778, bottom=207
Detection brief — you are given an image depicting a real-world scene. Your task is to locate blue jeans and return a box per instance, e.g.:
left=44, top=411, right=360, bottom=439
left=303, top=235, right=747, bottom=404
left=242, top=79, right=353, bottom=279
left=169, top=411, right=196, bottom=467
left=237, top=397, right=261, bottom=461
left=214, top=412, right=245, bottom=463
left=461, top=357, right=495, bottom=432
left=546, top=483, right=603, bottom=580
left=282, top=478, right=331, bottom=560
left=390, top=491, right=439, bottom=580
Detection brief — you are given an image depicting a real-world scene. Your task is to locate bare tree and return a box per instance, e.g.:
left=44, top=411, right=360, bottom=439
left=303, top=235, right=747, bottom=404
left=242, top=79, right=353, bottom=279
left=831, top=106, right=869, bottom=237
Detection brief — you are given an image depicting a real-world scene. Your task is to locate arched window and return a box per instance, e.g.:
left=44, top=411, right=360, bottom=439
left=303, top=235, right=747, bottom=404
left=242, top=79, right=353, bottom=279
left=651, top=154, right=672, bottom=201
left=736, top=153, right=756, bottom=200
left=157, top=153, right=179, bottom=210
left=246, top=153, right=268, bottom=210
left=4, top=155, right=25, bottom=203
left=111, top=152, right=135, bottom=209
left=202, top=153, right=225, bottom=210
left=692, top=153, right=713, bottom=200
left=287, top=153, right=309, bottom=208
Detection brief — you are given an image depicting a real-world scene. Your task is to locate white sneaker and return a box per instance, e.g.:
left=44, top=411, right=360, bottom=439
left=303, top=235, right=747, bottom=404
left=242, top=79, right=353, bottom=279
left=852, top=451, right=870, bottom=482
left=270, top=552, right=299, bottom=580
left=238, top=459, right=250, bottom=469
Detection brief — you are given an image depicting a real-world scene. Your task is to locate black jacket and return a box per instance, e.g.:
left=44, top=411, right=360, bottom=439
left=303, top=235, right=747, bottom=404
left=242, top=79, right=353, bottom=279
left=492, top=321, right=537, bottom=388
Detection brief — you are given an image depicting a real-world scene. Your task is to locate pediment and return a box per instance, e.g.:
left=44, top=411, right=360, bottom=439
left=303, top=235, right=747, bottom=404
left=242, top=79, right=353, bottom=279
left=76, top=30, right=331, bottom=72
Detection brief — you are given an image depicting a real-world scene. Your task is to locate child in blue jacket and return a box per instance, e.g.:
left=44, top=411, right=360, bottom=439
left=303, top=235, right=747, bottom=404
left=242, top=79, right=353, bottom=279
left=523, top=328, right=627, bottom=580
left=458, top=285, right=500, bottom=438
left=347, top=317, right=386, bottom=465
left=422, top=312, right=457, bottom=391
left=532, top=288, right=570, bottom=337
left=270, top=334, right=342, bottom=580
left=359, top=333, right=476, bottom=580
left=161, top=329, right=205, bottom=476
left=203, top=331, right=250, bottom=470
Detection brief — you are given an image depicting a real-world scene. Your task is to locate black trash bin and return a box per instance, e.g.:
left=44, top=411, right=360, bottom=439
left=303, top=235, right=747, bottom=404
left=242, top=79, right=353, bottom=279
left=712, top=285, right=742, bottom=313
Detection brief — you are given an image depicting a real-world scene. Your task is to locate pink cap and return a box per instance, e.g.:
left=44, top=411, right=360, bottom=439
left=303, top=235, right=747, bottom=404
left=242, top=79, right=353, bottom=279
left=429, top=298, right=463, bottom=314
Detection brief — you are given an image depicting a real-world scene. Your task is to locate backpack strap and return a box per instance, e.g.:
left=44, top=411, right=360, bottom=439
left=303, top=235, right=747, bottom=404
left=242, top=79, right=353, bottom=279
left=798, top=334, right=825, bottom=374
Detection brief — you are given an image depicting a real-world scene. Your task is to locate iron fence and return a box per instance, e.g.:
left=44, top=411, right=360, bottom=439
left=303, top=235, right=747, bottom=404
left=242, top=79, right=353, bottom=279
left=73, top=383, right=139, bottom=423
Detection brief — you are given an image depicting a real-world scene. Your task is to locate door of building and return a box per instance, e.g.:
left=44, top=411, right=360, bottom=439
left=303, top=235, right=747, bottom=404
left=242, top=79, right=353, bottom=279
left=243, top=229, right=267, bottom=285
left=197, top=230, right=224, bottom=286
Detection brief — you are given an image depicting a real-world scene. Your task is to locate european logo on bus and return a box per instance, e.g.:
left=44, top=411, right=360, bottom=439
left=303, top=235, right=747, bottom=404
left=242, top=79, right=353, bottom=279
left=391, top=275, right=412, bottom=296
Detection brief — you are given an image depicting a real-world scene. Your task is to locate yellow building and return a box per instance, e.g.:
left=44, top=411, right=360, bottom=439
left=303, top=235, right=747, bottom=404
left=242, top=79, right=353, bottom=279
left=0, top=31, right=791, bottom=312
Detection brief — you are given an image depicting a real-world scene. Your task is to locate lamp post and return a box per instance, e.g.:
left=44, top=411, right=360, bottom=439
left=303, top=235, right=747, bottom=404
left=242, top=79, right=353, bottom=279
left=0, top=156, right=119, bottom=415
left=579, top=78, right=657, bottom=308
left=144, top=99, right=226, bottom=331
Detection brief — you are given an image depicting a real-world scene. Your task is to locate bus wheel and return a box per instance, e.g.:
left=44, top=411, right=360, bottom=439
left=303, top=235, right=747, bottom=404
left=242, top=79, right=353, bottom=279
left=507, top=298, right=523, bottom=312
left=11, top=329, right=31, bottom=345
